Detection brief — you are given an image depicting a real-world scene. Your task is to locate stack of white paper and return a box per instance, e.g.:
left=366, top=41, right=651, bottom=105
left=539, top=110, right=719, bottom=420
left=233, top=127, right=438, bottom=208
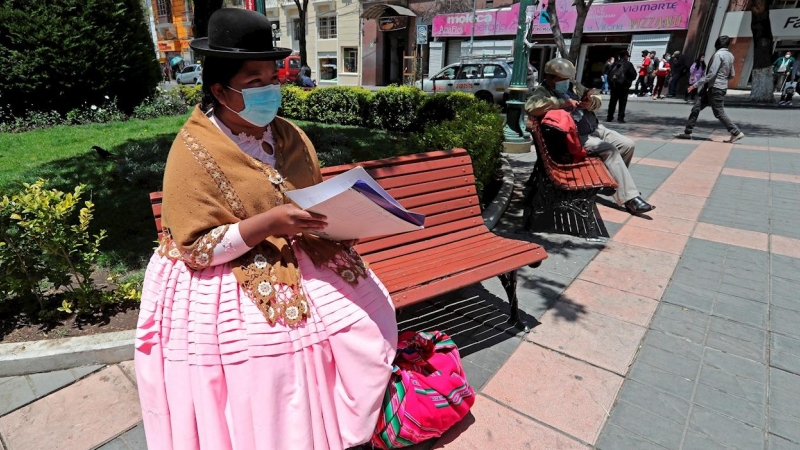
left=285, top=167, right=426, bottom=241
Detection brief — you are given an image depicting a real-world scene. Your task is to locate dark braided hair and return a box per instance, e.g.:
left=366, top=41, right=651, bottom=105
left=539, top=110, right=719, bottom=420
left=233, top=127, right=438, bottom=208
left=200, top=57, right=246, bottom=112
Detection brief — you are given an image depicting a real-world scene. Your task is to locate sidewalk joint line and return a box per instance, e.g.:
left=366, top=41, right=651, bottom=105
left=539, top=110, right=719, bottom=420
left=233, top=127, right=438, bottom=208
left=477, top=392, right=594, bottom=448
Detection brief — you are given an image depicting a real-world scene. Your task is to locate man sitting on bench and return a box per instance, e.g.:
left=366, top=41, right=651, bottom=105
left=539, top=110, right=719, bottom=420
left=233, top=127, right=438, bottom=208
left=525, top=58, right=655, bottom=215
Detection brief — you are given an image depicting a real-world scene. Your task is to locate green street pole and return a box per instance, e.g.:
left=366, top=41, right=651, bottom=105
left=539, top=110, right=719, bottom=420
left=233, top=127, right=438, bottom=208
left=503, top=0, right=534, bottom=152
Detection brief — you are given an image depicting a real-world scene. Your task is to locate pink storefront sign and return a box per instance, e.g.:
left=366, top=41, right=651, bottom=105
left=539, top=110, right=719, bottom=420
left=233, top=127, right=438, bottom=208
left=432, top=0, right=695, bottom=38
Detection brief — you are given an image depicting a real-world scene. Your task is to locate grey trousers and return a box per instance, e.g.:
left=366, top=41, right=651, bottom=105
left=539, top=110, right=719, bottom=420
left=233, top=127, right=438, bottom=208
left=581, top=125, right=639, bottom=205
left=684, top=88, right=740, bottom=135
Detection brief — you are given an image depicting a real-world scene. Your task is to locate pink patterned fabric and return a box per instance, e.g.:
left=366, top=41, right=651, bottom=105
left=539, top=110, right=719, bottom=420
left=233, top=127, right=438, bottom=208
left=135, top=245, right=398, bottom=450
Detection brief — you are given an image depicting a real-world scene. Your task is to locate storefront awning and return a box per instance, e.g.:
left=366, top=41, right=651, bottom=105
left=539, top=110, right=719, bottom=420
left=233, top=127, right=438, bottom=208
left=361, top=4, right=416, bottom=20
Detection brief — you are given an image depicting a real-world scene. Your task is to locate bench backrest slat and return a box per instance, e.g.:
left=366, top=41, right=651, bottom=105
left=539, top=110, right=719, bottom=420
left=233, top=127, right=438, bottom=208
left=149, top=149, right=486, bottom=257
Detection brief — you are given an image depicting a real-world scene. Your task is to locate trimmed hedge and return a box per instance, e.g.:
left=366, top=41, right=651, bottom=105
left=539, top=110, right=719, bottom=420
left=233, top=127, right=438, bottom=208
left=279, top=85, right=502, bottom=195
left=0, top=0, right=161, bottom=116
left=305, top=86, right=371, bottom=126
left=369, top=85, right=427, bottom=132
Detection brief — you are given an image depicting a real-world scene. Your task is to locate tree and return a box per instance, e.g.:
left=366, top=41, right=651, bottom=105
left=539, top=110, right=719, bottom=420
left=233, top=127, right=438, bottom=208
left=294, top=0, right=311, bottom=67
left=545, top=0, right=595, bottom=63
left=749, top=0, right=774, bottom=102
left=0, top=0, right=161, bottom=116
left=193, top=0, right=224, bottom=39
left=418, top=0, right=473, bottom=23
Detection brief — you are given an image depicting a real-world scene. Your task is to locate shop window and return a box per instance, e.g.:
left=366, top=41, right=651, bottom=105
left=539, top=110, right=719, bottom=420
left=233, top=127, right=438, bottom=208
left=342, top=47, right=358, bottom=73
left=319, top=56, right=338, bottom=81
left=318, top=17, right=337, bottom=39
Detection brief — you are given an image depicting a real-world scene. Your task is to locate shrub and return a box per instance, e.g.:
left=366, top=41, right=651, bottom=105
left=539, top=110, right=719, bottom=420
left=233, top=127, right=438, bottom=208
left=369, top=85, right=426, bottom=132
left=306, top=87, right=372, bottom=126
left=0, top=180, right=110, bottom=316
left=410, top=101, right=504, bottom=194
left=178, top=85, right=203, bottom=109
left=279, top=85, right=311, bottom=120
left=0, top=0, right=161, bottom=117
left=133, top=88, right=189, bottom=120
left=416, top=92, right=479, bottom=128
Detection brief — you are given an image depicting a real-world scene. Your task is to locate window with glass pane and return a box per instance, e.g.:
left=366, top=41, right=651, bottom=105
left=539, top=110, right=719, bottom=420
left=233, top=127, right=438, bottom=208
left=318, top=17, right=337, bottom=39
left=293, top=19, right=301, bottom=41
left=157, top=0, right=172, bottom=22
left=771, top=0, right=799, bottom=8
left=319, top=56, right=338, bottom=81
left=342, top=47, right=358, bottom=73
left=458, top=64, right=481, bottom=79
left=483, top=65, right=506, bottom=78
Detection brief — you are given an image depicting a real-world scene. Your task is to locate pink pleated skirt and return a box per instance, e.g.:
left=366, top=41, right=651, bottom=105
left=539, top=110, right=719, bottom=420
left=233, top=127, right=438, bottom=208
left=134, top=246, right=398, bottom=450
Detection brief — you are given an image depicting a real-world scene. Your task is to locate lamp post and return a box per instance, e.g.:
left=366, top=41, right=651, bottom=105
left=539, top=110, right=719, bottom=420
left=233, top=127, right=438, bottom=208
left=502, top=0, right=537, bottom=153
left=271, top=23, right=281, bottom=48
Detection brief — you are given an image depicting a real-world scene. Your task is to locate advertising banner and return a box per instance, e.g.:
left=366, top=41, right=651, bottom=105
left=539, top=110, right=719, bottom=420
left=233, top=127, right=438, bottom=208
left=433, top=0, right=695, bottom=37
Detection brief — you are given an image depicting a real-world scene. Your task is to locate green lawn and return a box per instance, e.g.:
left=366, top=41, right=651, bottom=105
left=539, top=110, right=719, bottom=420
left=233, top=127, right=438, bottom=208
left=0, top=114, right=191, bottom=188
left=0, top=115, right=403, bottom=272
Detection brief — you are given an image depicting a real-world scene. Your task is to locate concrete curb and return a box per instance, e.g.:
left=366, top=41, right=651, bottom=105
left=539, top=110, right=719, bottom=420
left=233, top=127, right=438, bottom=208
left=0, top=330, right=134, bottom=377
left=482, top=156, right=515, bottom=231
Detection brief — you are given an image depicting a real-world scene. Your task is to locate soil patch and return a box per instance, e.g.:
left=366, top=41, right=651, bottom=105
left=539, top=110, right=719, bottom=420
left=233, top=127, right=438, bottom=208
left=0, top=304, right=140, bottom=344
left=1, top=267, right=141, bottom=344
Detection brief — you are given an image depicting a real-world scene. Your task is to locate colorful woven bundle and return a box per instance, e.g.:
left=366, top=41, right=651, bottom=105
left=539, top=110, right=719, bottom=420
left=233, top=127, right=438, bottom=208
left=370, top=330, right=476, bottom=449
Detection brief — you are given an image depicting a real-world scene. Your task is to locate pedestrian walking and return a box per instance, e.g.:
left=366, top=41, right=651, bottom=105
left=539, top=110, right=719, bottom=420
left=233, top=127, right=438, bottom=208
left=779, top=60, right=799, bottom=105
left=667, top=51, right=686, bottom=97
left=606, top=50, right=637, bottom=124
left=676, top=36, right=745, bottom=143
left=601, top=56, right=615, bottom=94
left=635, top=50, right=651, bottom=97
left=652, top=52, right=671, bottom=99
left=685, top=55, right=706, bottom=102
left=773, top=51, right=795, bottom=92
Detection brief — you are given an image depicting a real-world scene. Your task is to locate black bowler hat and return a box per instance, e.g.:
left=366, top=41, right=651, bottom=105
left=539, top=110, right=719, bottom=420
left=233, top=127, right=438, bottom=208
left=190, top=9, right=292, bottom=60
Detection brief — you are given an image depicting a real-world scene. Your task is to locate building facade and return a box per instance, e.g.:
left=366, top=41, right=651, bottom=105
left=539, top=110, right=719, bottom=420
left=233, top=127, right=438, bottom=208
left=151, top=0, right=196, bottom=66
left=703, top=0, right=800, bottom=88
left=428, top=0, right=701, bottom=90
left=262, top=0, right=362, bottom=86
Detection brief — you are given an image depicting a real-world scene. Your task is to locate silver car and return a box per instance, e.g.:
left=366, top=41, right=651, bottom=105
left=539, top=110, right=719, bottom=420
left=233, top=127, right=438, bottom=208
left=415, top=61, right=537, bottom=104
left=176, top=64, right=202, bottom=85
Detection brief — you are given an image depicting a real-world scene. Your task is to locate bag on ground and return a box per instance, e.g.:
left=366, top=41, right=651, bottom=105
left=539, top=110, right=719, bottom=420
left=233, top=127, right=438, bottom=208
left=370, top=330, right=475, bottom=449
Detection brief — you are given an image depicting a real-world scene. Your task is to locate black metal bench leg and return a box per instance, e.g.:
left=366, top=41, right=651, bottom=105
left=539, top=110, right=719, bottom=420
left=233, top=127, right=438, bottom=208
left=498, top=270, right=530, bottom=333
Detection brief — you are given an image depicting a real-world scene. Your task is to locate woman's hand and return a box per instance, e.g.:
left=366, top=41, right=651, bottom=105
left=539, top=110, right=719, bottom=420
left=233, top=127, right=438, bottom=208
left=240, top=204, right=328, bottom=246
left=264, top=204, right=327, bottom=236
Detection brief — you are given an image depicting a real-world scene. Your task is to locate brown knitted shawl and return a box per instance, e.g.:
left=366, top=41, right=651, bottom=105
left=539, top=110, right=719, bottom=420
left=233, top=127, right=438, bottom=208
left=158, top=106, right=367, bottom=326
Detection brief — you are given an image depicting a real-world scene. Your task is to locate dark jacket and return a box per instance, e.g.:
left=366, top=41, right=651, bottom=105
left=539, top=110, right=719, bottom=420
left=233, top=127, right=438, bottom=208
left=609, top=60, right=637, bottom=88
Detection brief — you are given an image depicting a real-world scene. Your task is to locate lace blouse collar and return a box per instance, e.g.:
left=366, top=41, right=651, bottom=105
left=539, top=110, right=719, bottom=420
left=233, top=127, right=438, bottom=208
left=209, top=112, right=277, bottom=167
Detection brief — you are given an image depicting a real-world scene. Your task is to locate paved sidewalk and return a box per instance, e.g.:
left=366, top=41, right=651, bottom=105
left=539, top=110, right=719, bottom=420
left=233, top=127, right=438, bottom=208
left=2, top=123, right=800, bottom=449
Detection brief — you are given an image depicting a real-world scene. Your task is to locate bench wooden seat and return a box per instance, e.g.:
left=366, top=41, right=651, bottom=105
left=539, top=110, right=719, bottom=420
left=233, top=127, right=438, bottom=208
left=150, top=149, right=548, bottom=331
left=524, top=118, right=618, bottom=239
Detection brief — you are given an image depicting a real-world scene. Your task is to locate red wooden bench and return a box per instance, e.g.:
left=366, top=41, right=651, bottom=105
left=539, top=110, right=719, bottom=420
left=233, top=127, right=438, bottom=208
left=150, top=149, right=548, bottom=331
left=524, top=118, right=618, bottom=239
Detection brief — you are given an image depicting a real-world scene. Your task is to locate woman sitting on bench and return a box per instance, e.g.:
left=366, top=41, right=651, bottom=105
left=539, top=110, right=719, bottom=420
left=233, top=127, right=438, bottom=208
left=133, top=9, right=397, bottom=450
